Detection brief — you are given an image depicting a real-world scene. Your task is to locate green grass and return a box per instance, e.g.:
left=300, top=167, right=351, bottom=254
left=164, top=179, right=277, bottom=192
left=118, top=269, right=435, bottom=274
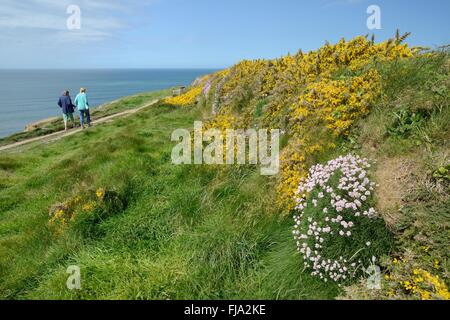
left=0, top=97, right=336, bottom=300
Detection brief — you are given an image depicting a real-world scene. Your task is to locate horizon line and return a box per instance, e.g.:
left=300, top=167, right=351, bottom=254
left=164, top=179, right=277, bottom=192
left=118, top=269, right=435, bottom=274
left=0, top=67, right=225, bottom=71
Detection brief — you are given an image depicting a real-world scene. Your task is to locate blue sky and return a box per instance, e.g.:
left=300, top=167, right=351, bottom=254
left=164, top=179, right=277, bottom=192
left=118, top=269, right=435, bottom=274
left=0, top=0, right=449, bottom=69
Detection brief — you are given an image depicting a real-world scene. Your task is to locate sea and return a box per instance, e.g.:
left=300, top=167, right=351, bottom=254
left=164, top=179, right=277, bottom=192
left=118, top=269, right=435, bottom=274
left=0, top=69, right=217, bottom=138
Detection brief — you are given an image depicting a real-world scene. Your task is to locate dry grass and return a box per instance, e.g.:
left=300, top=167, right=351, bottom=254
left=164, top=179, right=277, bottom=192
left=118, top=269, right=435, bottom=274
left=374, top=156, right=419, bottom=228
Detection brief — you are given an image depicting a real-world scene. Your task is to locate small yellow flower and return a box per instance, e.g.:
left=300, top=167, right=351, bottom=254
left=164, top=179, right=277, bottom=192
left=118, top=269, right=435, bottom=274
left=82, top=202, right=95, bottom=212
left=403, top=281, right=416, bottom=291
left=434, top=260, right=440, bottom=270
left=419, top=291, right=431, bottom=300
left=96, top=188, right=105, bottom=199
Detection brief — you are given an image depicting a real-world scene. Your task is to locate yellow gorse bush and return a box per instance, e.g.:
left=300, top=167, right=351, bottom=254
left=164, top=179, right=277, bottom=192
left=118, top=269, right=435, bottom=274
left=292, top=69, right=381, bottom=135
left=49, top=209, right=68, bottom=235
left=164, top=86, right=203, bottom=107
left=49, top=195, right=97, bottom=235
left=164, top=75, right=211, bottom=107
left=412, top=269, right=450, bottom=300
left=165, top=34, right=415, bottom=212
left=187, top=34, right=414, bottom=209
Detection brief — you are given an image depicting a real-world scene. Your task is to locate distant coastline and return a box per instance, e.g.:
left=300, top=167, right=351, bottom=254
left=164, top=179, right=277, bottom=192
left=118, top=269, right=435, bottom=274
left=0, top=69, right=217, bottom=138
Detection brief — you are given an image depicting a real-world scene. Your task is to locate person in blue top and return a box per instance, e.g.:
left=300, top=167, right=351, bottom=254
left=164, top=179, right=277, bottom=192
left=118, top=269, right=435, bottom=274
left=58, top=90, right=76, bottom=131
left=74, top=88, right=91, bottom=129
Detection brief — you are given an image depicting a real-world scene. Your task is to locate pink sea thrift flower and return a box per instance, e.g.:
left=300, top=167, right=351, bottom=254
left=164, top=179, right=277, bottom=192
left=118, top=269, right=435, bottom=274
left=293, top=154, right=380, bottom=283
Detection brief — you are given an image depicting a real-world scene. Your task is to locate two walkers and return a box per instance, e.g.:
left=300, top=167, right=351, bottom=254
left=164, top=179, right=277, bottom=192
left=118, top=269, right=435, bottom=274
left=58, top=88, right=92, bottom=131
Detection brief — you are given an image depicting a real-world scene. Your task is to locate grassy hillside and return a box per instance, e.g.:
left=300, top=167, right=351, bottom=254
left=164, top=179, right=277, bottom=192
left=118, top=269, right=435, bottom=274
left=0, top=100, right=338, bottom=299
left=0, top=36, right=448, bottom=300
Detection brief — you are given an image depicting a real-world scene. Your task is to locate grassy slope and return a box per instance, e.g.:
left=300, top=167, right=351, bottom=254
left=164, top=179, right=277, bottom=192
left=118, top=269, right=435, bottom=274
left=0, top=98, right=337, bottom=299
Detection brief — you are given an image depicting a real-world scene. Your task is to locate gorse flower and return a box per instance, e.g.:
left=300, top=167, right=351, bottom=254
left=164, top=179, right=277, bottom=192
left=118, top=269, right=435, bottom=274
left=48, top=187, right=124, bottom=236
left=192, top=34, right=414, bottom=209
left=164, top=76, right=212, bottom=107
left=96, top=188, right=105, bottom=200
left=82, top=202, right=96, bottom=212
left=385, top=260, right=450, bottom=300
left=164, top=86, right=203, bottom=106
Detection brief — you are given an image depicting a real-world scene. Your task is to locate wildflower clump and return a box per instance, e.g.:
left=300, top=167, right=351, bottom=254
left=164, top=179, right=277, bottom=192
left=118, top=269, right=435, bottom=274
left=383, top=257, right=450, bottom=300
left=48, top=187, right=124, bottom=236
left=293, top=154, right=393, bottom=283
left=48, top=206, right=70, bottom=235
left=164, top=86, right=203, bottom=107
left=96, top=187, right=106, bottom=200
left=48, top=195, right=83, bottom=235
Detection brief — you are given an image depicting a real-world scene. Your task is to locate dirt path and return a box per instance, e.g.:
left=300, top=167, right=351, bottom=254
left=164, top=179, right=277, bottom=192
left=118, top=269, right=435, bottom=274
left=0, top=100, right=159, bottom=152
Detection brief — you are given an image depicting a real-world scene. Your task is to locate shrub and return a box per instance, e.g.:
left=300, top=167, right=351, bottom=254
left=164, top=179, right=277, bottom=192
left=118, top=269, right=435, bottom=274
left=164, top=86, right=203, bottom=106
left=433, top=165, right=450, bottom=181
left=293, top=154, right=393, bottom=283
left=387, top=108, right=428, bottom=137
left=49, top=187, right=125, bottom=236
left=383, top=257, right=450, bottom=300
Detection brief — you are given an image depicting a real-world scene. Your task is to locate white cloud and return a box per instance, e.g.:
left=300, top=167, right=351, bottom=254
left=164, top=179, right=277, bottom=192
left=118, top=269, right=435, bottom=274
left=0, top=0, right=154, bottom=42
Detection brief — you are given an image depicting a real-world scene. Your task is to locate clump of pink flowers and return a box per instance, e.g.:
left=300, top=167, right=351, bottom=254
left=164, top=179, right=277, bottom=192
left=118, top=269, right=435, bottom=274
left=203, top=80, right=212, bottom=97
left=293, top=154, right=379, bottom=283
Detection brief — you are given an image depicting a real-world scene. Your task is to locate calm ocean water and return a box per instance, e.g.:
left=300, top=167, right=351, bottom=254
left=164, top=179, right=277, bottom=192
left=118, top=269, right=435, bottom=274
left=0, top=69, right=216, bottom=138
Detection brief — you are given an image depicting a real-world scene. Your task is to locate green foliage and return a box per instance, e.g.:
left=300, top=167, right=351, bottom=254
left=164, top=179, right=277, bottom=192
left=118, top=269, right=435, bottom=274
left=254, top=99, right=268, bottom=119
left=387, top=108, right=428, bottom=137
left=433, top=165, right=450, bottom=181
